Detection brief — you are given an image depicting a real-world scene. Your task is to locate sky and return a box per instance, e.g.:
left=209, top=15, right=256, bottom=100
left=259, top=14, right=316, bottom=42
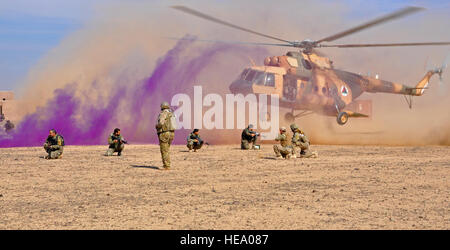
left=0, top=0, right=448, bottom=91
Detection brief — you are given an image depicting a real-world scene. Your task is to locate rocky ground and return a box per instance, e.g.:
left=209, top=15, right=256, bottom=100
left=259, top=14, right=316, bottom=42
left=0, top=144, right=448, bottom=229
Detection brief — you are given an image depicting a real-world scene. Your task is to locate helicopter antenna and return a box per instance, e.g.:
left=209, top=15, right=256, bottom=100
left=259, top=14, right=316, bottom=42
left=247, top=56, right=256, bottom=67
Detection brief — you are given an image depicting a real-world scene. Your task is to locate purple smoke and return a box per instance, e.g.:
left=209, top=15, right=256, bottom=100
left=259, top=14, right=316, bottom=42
left=0, top=37, right=268, bottom=148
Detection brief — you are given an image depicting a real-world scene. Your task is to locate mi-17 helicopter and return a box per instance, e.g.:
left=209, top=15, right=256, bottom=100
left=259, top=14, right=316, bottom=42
left=172, top=6, right=450, bottom=125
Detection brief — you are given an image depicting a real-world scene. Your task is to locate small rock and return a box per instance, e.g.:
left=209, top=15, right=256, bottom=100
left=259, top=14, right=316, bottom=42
left=354, top=168, right=359, bottom=170
left=0, top=194, right=3, bottom=197
left=106, top=193, right=110, bottom=196
left=312, top=190, right=316, bottom=193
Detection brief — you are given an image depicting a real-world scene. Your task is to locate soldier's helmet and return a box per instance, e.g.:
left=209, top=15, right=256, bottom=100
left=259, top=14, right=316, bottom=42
left=248, top=124, right=254, bottom=129
left=290, top=123, right=299, bottom=131
left=280, top=126, right=287, bottom=132
left=160, top=101, right=170, bottom=110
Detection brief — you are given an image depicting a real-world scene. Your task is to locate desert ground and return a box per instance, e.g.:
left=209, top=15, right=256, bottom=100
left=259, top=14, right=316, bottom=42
left=0, top=144, right=448, bottom=229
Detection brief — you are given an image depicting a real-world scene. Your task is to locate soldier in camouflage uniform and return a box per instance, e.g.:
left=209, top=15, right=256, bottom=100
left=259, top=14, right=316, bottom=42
left=186, top=129, right=203, bottom=152
left=241, top=124, right=259, bottom=150
left=273, top=126, right=293, bottom=159
left=4, top=120, right=14, bottom=134
left=43, top=129, right=64, bottom=159
left=105, top=128, right=127, bottom=156
left=290, top=123, right=317, bottom=158
left=155, top=101, right=176, bottom=170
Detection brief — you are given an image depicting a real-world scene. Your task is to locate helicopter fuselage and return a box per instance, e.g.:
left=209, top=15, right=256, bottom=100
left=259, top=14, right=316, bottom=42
left=229, top=51, right=434, bottom=123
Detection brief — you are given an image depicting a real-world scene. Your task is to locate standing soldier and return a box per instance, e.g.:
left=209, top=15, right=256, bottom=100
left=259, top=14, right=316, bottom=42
left=155, top=101, right=176, bottom=170
left=187, top=129, right=204, bottom=152
left=106, top=128, right=127, bottom=156
left=4, top=120, right=14, bottom=134
left=43, top=129, right=65, bottom=159
left=273, top=126, right=293, bottom=159
left=241, top=124, right=260, bottom=150
left=290, top=123, right=317, bottom=158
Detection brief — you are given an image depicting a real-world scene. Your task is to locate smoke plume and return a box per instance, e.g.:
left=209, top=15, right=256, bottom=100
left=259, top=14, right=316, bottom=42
left=1, top=0, right=449, bottom=147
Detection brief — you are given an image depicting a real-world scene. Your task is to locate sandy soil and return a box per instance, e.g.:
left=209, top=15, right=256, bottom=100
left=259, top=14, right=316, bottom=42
left=0, top=144, right=448, bottom=229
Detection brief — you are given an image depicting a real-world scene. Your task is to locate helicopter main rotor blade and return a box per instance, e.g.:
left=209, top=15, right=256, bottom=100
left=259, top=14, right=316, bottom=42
left=315, top=6, right=424, bottom=43
left=166, top=37, right=296, bottom=47
left=171, top=5, right=293, bottom=45
left=320, top=42, right=450, bottom=48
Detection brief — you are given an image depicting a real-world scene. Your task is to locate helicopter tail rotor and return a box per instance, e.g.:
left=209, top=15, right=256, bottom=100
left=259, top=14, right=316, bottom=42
left=435, top=53, right=450, bottom=94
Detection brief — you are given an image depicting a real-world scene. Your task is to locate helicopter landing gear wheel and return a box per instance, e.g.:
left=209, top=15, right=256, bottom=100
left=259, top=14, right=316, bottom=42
left=285, top=112, right=295, bottom=123
left=337, top=112, right=349, bottom=125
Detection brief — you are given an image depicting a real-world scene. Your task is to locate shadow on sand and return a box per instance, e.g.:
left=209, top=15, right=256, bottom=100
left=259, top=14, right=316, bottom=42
left=261, top=157, right=278, bottom=160
left=131, top=165, right=160, bottom=170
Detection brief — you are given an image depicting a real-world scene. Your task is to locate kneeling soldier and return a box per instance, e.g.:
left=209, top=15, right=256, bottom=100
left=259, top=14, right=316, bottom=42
left=43, top=129, right=64, bottom=159
left=290, top=123, right=317, bottom=158
left=241, top=124, right=259, bottom=150
left=273, top=126, right=293, bottom=159
left=106, top=128, right=127, bottom=156
left=187, top=129, right=203, bottom=152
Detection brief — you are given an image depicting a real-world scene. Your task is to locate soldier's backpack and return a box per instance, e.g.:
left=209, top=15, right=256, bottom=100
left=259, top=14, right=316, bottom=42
left=159, top=110, right=177, bottom=132
left=57, top=134, right=65, bottom=146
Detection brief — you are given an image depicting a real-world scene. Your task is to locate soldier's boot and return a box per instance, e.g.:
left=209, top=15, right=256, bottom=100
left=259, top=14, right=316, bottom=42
left=241, top=140, right=250, bottom=150
left=291, top=147, right=299, bottom=158
left=251, top=137, right=258, bottom=149
left=105, top=148, right=114, bottom=156
left=50, top=151, right=61, bottom=159
left=273, top=145, right=283, bottom=159
left=300, top=150, right=314, bottom=158
left=194, top=149, right=197, bottom=152
left=117, top=144, right=124, bottom=156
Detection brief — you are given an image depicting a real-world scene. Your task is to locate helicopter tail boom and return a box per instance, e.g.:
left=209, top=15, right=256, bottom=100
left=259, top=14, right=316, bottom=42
left=407, top=68, right=442, bottom=96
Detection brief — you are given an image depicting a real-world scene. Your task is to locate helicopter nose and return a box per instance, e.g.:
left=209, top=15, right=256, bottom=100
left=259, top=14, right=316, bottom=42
left=229, top=80, right=253, bottom=95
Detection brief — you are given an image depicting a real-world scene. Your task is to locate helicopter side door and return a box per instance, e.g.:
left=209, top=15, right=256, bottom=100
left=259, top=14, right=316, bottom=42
left=282, top=75, right=298, bottom=102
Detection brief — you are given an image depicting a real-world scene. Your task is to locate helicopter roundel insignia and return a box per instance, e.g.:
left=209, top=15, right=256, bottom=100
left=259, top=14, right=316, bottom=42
left=341, top=85, right=349, bottom=97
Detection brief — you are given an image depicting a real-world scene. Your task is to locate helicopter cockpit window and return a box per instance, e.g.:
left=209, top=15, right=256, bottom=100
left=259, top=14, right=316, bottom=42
left=240, top=68, right=250, bottom=80
left=245, top=70, right=256, bottom=82
left=254, top=71, right=265, bottom=85
left=301, top=59, right=312, bottom=70
left=265, top=73, right=275, bottom=87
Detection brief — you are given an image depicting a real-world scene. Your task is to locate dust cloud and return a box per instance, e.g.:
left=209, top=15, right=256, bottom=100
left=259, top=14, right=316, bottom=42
left=4, top=0, right=450, bottom=146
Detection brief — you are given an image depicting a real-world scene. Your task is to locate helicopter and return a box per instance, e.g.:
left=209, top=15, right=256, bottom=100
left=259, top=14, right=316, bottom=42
left=172, top=6, right=450, bottom=125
